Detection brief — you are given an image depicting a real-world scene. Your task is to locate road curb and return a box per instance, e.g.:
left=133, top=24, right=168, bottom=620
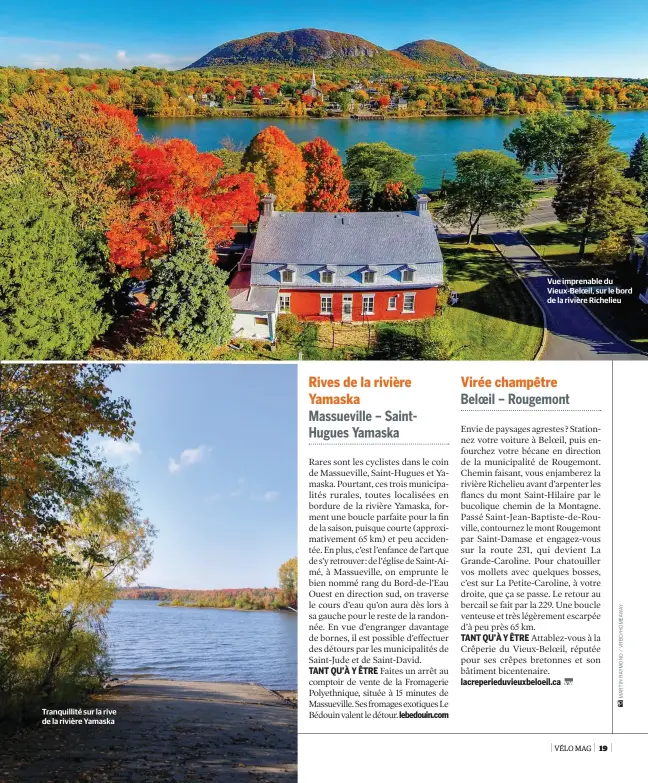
left=489, top=235, right=548, bottom=361
left=517, top=231, right=647, bottom=358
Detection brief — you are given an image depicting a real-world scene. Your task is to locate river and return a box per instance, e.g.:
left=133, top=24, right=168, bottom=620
left=140, top=112, right=648, bottom=188
left=104, top=599, right=298, bottom=689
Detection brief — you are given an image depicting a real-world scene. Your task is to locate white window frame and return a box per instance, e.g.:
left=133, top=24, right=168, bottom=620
left=362, top=270, right=376, bottom=285
left=320, top=269, right=335, bottom=284
left=402, top=293, right=416, bottom=313
left=387, top=295, right=398, bottom=310
left=362, top=294, right=375, bottom=315
left=401, top=268, right=415, bottom=283
left=280, top=268, right=295, bottom=284
left=320, top=295, right=333, bottom=315
left=279, top=294, right=291, bottom=313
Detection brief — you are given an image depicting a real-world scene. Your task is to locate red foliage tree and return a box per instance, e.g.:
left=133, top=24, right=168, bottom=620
left=241, top=125, right=306, bottom=210
left=301, top=137, right=350, bottom=212
left=107, top=138, right=258, bottom=275
left=372, top=181, right=416, bottom=212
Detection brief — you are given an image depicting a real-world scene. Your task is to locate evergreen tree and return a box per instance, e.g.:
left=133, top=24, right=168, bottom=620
left=150, top=208, right=233, bottom=355
left=0, top=176, right=107, bottom=360
left=626, top=133, right=648, bottom=212
left=554, top=117, right=644, bottom=259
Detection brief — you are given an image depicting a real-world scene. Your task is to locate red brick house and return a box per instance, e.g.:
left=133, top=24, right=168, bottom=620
left=229, top=193, right=444, bottom=339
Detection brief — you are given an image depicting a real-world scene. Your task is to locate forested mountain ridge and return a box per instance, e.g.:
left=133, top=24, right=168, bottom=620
left=186, top=28, right=494, bottom=73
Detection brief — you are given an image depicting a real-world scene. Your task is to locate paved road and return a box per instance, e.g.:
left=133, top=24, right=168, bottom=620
left=490, top=231, right=644, bottom=360
left=436, top=198, right=557, bottom=234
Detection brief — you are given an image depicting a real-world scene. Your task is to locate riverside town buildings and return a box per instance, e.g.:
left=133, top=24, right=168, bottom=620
left=229, top=193, right=444, bottom=341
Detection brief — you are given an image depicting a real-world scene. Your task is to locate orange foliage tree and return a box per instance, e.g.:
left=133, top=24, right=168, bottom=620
left=301, top=137, right=350, bottom=212
left=0, top=92, right=140, bottom=232
left=241, top=125, right=306, bottom=210
left=107, top=138, right=258, bottom=275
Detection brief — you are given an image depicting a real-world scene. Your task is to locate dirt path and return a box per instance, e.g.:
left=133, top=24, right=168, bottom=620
left=0, top=680, right=297, bottom=783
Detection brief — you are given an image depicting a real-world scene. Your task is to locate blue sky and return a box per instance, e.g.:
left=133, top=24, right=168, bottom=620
left=1, top=1, right=647, bottom=77
left=93, top=363, right=297, bottom=590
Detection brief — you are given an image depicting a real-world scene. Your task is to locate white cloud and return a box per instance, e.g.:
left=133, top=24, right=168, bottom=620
left=116, top=49, right=128, bottom=63
left=168, top=445, right=211, bottom=474
left=262, top=491, right=280, bottom=502
left=24, top=54, right=61, bottom=68
left=101, top=440, right=142, bottom=465
left=78, top=53, right=96, bottom=64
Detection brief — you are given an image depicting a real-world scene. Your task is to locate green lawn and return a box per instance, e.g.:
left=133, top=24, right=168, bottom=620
left=376, top=237, right=543, bottom=361
left=442, top=237, right=544, bottom=360
left=531, top=186, right=557, bottom=201
left=522, top=223, right=598, bottom=263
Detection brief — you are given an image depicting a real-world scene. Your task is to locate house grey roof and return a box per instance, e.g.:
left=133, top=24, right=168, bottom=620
left=250, top=209, right=443, bottom=290
left=229, top=270, right=279, bottom=313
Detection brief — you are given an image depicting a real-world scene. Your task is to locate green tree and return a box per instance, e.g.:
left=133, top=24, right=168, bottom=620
left=442, top=150, right=534, bottom=243
left=504, top=111, right=587, bottom=182
left=554, top=117, right=645, bottom=259
left=0, top=364, right=133, bottom=631
left=626, top=133, right=648, bottom=212
left=0, top=176, right=108, bottom=360
left=36, top=467, right=155, bottom=697
left=344, top=141, right=423, bottom=203
left=150, top=208, right=233, bottom=355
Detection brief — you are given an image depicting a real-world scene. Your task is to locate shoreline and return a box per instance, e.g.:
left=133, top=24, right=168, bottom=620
left=140, top=107, right=647, bottom=122
left=1, top=679, right=297, bottom=781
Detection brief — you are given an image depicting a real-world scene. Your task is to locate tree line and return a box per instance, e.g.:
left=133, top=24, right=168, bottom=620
left=119, top=558, right=298, bottom=610
left=1, top=64, right=647, bottom=118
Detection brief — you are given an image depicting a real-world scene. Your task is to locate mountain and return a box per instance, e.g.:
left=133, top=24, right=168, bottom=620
left=394, top=39, right=497, bottom=72
left=187, top=28, right=402, bottom=69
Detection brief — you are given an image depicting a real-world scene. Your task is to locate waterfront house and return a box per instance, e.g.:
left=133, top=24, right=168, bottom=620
left=228, top=194, right=444, bottom=338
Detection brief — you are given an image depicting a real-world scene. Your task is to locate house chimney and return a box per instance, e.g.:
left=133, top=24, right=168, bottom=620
left=415, top=194, right=430, bottom=215
left=262, top=193, right=277, bottom=216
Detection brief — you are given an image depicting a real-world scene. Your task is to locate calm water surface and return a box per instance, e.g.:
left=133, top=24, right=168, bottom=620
left=140, top=112, right=648, bottom=188
left=105, top=599, right=297, bottom=689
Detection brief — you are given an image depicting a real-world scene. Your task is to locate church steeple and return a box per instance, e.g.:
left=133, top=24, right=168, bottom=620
left=311, top=70, right=317, bottom=89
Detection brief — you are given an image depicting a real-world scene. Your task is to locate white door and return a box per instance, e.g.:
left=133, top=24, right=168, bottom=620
left=342, top=294, right=353, bottom=322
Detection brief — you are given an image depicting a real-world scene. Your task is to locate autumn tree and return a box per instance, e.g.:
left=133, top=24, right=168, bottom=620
left=372, top=181, right=417, bottom=212
left=0, top=176, right=108, bottom=360
left=0, top=91, right=139, bottom=233
left=107, top=138, right=258, bottom=275
left=150, top=209, right=233, bottom=354
left=278, top=557, right=298, bottom=608
left=504, top=111, right=587, bottom=182
left=554, top=117, right=645, bottom=259
left=301, top=137, right=350, bottom=212
left=442, top=150, right=534, bottom=243
left=344, top=142, right=423, bottom=203
left=37, top=467, right=155, bottom=696
left=0, top=364, right=133, bottom=630
left=241, top=126, right=306, bottom=210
